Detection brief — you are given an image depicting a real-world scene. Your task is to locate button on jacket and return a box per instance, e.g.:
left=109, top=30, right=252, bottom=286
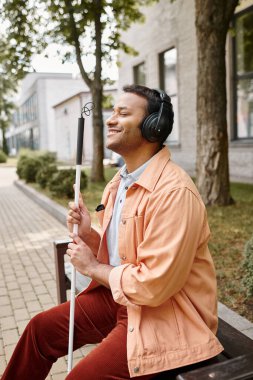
left=80, top=146, right=223, bottom=377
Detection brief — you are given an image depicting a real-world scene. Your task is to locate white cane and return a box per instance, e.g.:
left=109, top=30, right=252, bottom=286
left=67, top=102, right=94, bottom=373
left=67, top=115, right=84, bottom=373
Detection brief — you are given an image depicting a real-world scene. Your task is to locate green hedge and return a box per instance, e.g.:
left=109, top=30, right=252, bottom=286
left=36, top=164, right=58, bottom=188
left=242, top=235, right=253, bottom=297
left=49, top=169, right=87, bottom=198
left=0, top=150, right=7, bottom=163
left=17, top=150, right=57, bottom=183
left=16, top=150, right=88, bottom=197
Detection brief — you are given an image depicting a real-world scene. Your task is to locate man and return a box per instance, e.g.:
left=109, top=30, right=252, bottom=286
left=2, top=85, right=223, bottom=380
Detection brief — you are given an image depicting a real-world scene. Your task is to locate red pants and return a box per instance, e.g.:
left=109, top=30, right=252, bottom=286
left=2, top=287, right=156, bottom=380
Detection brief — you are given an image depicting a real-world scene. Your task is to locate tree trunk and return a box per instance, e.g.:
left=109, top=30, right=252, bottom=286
left=195, top=0, right=238, bottom=205
left=91, top=84, right=105, bottom=182
left=1, top=126, right=9, bottom=155
left=90, top=0, right=105, bottom=182
left=66, top=0, right=104, bottom=181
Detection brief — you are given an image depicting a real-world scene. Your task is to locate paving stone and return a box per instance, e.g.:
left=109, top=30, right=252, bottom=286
left=20, top=283, right=34, bottom=292
left=50, top=357, right=67, bottom=374
left=8, top=289, right=22, bottom=299
left=42, top=302, right=56, bottom=310
left=11, top=297, right=26, bottom=309
left=0, top=337, right=4, bottom=355
left=0, top=296, right=10, bottom=306
left=14, top=308, right=30, bottom=321
left=22, top=291, right=37, bottom=302
left=26, top=300, right=42, bottom=313
left=0, top=305, right=13, bottom=318
left=34, top=284, right=48, bottom=295
left=30, top=278, right=44, bottom=287
left=0, top=287, right=8, bottom=296
left=2, top=329, right=19, bottom=346
left=4, top=275, right=17, bottom=283
left=1, top=317, right=16, bottom=331
left=0, top=354, right=7, bottom=376
left=51, top=373, right=65, bottom=380
left=81, top=344, right=97, bottom=356
left=41, top=273, right=54, bottom=281
left=17, top=276, right=30, bottom=285
left=6, top=281, right=19, bottom=291
left=38, top=294, right=54, bottom=304
left=4, top=344, right=16, bottom=362
left=16, top=320, right=30, bottom=335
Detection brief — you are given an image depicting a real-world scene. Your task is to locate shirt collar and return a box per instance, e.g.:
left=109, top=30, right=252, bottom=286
left=109, top=146, right=171, bottom=191
left=120, top=156, right=153, bottom=182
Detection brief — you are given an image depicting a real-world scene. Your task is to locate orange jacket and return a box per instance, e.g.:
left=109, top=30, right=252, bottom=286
left=83, top=147, right=223, bottom=377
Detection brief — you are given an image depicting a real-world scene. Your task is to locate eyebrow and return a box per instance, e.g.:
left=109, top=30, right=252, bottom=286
left=113, top=106, right=130, bottom=111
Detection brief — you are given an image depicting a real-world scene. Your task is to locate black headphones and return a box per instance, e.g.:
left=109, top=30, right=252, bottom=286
left=141, top=90, right=174, bottom=143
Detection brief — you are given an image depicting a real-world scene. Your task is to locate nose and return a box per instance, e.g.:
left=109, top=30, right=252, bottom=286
left=106, top=113, right=118, bottom=127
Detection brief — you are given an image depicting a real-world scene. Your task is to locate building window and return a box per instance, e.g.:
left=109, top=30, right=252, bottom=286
left=14, top=92, right=38, bottom=127
left=133, top=62, right=146, bottom=85
left=159, top=48, right=179, bottom=143
left=233, top=7, right=253, bottom=140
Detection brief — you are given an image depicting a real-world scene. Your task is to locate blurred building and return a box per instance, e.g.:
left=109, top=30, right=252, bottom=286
left=118, top=0, right=253, bottom=182
left=53, top=87, right=117, bottom=163
left=6, top=72, right=88, bottom=156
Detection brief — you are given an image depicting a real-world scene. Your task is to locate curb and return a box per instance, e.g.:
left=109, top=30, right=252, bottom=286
left=14, top=179, right=253, bottom=338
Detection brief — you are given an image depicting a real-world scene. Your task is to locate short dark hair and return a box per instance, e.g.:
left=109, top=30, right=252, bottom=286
left=123, top=84, right=174, bottom=143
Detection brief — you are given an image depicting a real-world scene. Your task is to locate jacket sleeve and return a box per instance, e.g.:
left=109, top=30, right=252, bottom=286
left=109, top=187, right=210, bottom=307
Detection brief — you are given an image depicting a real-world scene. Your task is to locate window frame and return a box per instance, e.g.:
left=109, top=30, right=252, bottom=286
left=133, top=61, right=146, bottom=86
left=232, top=5, right=253, bottom=141
left=159, top=47, right=179, bottom=144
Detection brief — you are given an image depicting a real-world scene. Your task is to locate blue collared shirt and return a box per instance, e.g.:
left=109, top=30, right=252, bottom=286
left=107, top=158, right=153, bottom=266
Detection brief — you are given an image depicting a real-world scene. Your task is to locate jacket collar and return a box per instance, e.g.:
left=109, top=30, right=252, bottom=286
left=136, top=146, right=171, bottom=192
left=109, top=146, right=171, bottom=192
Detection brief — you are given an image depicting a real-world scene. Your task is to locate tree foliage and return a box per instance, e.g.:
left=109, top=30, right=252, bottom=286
left=1, top=0, right=152, bottom=180
left=0, top=37, right=24, bottom=154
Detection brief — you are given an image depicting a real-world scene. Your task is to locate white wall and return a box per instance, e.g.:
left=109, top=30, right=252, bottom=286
left=54, top=89, right=117, bottom=163
left=54, top=93, right=93, bottom=163
left=118, top=0, right=197, bottom=174
left=37, top=77, right=88, bottom=151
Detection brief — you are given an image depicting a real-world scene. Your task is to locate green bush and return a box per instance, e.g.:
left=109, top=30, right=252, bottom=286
left=242, top=235, right=253, bottom=297
left=17, top=156, right=28, bottom=179
left=0, top=150, right=7, bottom=163
left=17, top=149, right=37, bottom=179
left=21, top=156, right=42, bottom=183
left=49, top=169, right=87, bottom=198
left=38, top=151, right=56, bottom=165
left=17, top=150, right=57, bottom=182
left=36, top=164, right=58, bottom=188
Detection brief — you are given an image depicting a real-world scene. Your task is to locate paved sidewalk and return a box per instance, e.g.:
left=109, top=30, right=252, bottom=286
left=0, top=167, right=93, bottom=379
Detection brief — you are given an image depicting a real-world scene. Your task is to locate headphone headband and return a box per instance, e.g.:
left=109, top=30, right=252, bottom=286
left=141, top=89, right=174, bottom=143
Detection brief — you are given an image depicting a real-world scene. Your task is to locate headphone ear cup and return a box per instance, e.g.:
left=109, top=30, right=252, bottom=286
left=141, top=113, right=160, bottom=142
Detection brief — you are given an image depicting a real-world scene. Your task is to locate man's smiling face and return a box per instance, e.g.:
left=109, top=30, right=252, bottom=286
left=105, top=92, right=148, bottom=155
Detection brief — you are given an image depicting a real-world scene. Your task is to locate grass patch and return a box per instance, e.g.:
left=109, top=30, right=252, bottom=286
left=207, top=182, right=253, bottom=322
left=28, top=169, right=253, bottom=322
